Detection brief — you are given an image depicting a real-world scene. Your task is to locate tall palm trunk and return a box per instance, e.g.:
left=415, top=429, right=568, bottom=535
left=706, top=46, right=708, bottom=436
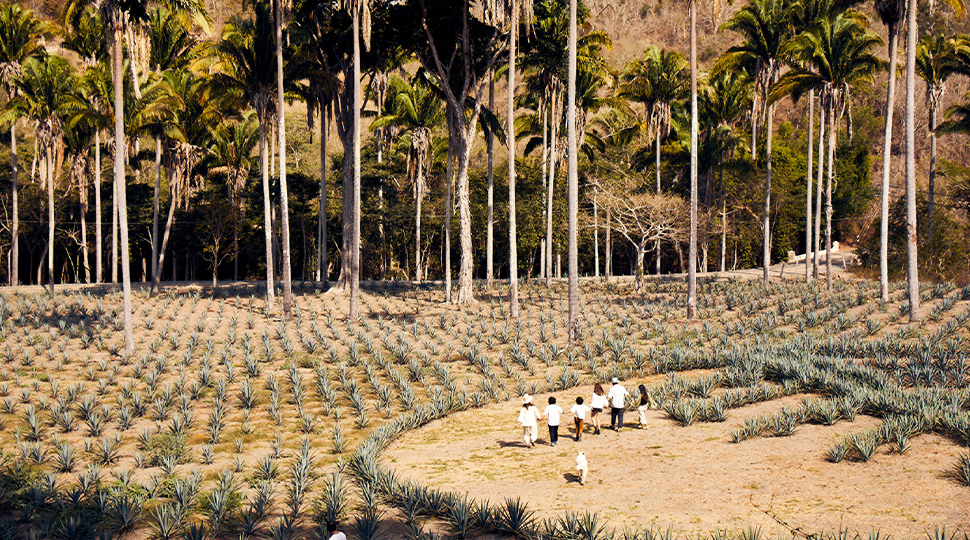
left=350, top=6, right=362, bottom=321
left=539, top=99, right=546, bottom=279
left=113, top=25, right=134, bottom=355
left=813, top=105, right=824, bottom=280
left=46, top=143, right=54, bottom=293
left=95, top=130, right=102, bottom=284
left=762, top=103, right=774, bottom=285
left=826, top=98, right=836, bottom=290
left=605, top=207, right=611, bottom=279
left=719, top=160, right=726, bottom=273
left=545, top=89, right=559, bottom=287
left=593, top=192, right=599, bottom=278
left=445, top=132, right=453, bottom=299
left=153, top=177, right=177, bottom=295
left=687, top=0, right=698, bottom=320
left=80, top=164, right=90, bottom=283
left=655, top=127, right=661, bottom=193
left=927, top=98, right=938, bottom=245
left=10, top=121, right=18, bottom=287
left=486, top=75, right=495, bottom=289
left=904, top=0, right=920, bottom=321
left=805, top=90, right=814, bottom=282
left=415, top=155, right=424, bottom=281
left=260, top=117, right=276, bottom=310
left=112, top=158, right=118, bottom=284
left=880, top=24, right=899, bottom=302
left=567, top=0, right=579, bottom=342
left=508, top=3, right=519, bottom=319
left=318, top=107, right=329, bottom=285
left=750, top=97, right=758, bottom=161
left=151, top=135, right=161, bottom=285
left=655, top=117, right=662, bottom=276
left=275, top=0, right=294, bottom=317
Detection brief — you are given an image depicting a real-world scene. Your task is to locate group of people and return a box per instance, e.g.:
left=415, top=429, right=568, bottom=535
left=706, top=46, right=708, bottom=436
left=517, top=378, right=651, bottom=447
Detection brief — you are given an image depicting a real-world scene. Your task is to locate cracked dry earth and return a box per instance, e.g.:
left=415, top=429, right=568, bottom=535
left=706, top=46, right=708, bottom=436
left=384, top=383, right=970, bottom=538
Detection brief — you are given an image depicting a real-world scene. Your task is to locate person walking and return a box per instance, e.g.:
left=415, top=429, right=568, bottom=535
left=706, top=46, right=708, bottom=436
left=543, top=396, right=564, bottom=446
left=636, top=384, right=650, bottom=428
left=517, top=394, right=542, bottom=447
left=590, top=383, right=608, bottom=435
left=607, top=377, right=630, bottom=430
left=570, top=396, right=590, bottom=441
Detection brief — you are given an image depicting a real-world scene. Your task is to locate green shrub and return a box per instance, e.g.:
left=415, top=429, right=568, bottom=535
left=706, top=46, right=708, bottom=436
left=141, top=433, right=189, bottom=468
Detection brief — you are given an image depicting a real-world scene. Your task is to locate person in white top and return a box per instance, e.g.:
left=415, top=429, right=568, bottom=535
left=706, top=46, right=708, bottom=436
left=543, top=396, right=564, bottom=446
left=607, top=377, right=630, bottom=430
left=517, top=394, right=542, bottom=447
left=326, top=521, right=347, bottom=540
left=590, top=383, right=608, bottom=435
left=569, top=396, right=591, bottom=441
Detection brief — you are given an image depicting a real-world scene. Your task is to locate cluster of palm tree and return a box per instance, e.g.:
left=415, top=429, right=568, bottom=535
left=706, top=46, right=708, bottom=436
left=3, top=0, right=970, bottom=332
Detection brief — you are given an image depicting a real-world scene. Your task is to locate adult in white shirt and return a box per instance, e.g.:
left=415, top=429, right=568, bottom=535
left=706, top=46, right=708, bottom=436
left=517, top=394, right=542, bottom=447
left=543, top=396, right=565, bottom=446
left=607, top=377, right=630, bottom=430
left=327, top=521, right=347, bottom=540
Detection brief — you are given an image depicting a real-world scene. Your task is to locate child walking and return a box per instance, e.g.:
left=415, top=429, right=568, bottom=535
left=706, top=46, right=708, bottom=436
left=543, top=397, right=564, bottom=446
left=517, top=395, right=541, bottom=447
left=569, top=397, right=591, bottom=441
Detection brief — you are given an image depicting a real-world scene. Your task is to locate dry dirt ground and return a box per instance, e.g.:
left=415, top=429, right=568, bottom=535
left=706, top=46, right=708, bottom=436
left=385, top=382, right=970, bottom=538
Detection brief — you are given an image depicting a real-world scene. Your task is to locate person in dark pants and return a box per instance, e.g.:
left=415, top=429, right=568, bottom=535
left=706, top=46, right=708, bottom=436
left=543, top=396, right=564, bottom=446
left=607, top=377, right=630, bottom=430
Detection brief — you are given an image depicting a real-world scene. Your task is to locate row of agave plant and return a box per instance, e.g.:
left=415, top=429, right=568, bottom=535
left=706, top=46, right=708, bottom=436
left=0, top=274, right=968, bottom=537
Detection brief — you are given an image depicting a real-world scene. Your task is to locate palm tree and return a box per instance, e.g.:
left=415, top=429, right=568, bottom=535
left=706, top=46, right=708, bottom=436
left=146, top=7, right=198, bottom=287
left=699, top=70, right=751, bottom=273
left=687, top=0, right=699, bottom=318
left=62, top=6, right=109, bottom=284
left=620, top=47, right=687, bottom=276
left=273, top=0, right=295, bottom=319
left=620, top=48, right=688, bottom=190
left=292, top=6, right=340, bottom=288
left=874, top=0, right=903, bottom=302
left=63, top=0, right=209, bottom=355
left=152, top=69, right=212, bottom=295
left=0, top=3, right=47, bottom=288
left=503, top=0, right=534, bottom=318
left=208, top=4, right=277, bottom=310
left=519, top=1, right=609, bottom=285
left=67, top=63, right=116, bottom=286
left=2, top=54, right=76, bottom=292
left=373, top=74, right=444, bottom=281
left=338, top=0, right=372, bottom=321
left=205, top=112, right=260, bottom=281
left=63, top=116, right=96, bottom=283
left=915, top=35, right=961, bottom=245
left=717, top=0, right=793, bottom=286
left=903, top=0, right=918, bottom=321
left=567, top=0, right=578, bottom=341
left=790, top=0, right=857, bottom=283
left=772, top=11, right=883, bottom=290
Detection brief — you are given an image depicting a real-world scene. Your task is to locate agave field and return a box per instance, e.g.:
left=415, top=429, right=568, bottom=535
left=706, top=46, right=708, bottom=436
left=0, top=276, right=968, bottom=539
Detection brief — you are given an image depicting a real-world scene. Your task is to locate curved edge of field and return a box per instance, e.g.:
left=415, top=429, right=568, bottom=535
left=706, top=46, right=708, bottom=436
left=383, top=384, right=970, bottom=538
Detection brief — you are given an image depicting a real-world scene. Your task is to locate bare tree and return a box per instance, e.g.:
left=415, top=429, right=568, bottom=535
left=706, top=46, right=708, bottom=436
left=596, top=175, right=687, bottom=290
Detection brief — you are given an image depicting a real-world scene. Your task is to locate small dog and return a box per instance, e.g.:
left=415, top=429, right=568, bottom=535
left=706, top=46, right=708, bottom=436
left=575, top=452, right=588, bottom=485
